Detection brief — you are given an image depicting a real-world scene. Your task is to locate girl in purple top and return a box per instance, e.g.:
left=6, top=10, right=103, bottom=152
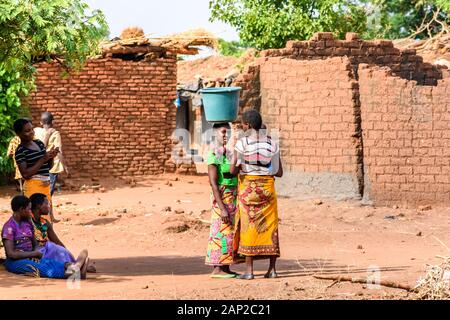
left=1, top=195, right=89, bottom=279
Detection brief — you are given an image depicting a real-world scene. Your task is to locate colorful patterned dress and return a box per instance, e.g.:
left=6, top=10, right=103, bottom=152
left=205, top=148, right=238, bottom=266
left=32, top=216, right=76, bottom=264
left=233, top=134, right=281, bottom=257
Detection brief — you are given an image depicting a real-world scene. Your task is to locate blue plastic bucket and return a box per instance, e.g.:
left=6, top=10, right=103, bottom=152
left=200, top=87, right=241, bottom=122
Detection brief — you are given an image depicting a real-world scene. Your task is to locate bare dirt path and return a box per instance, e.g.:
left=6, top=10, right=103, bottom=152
left=0, top=174, right=449, bottom=300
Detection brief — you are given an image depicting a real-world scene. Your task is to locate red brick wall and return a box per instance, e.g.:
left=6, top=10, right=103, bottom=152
left=233, top=64, right=261, bottom=115
left=260, top=56, right=363, bottom=197
left=29, top=56, right=177, bottom=179
left=262, top=32, right=448, bottom=85
left=359, top=64, right=450, bottom=206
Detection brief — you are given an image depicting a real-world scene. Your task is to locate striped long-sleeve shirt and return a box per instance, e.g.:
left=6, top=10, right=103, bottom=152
left=14, top=140, right=51, bottom=179
left=235, top=134, right=280, bottom=176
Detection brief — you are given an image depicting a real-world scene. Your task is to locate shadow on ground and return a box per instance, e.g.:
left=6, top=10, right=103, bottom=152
left=0, top=256, right=410, bottom=288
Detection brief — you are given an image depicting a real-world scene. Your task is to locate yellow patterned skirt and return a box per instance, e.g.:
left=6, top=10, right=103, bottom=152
left=234, top=175, right=280, bottom=257
left=23, top=179, right=52, bottom=222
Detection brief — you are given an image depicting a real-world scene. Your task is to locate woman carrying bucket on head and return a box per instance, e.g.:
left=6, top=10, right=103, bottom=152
left=201, top=87, right=242, bottom=278
left=205, top=122, right=240, bottom=278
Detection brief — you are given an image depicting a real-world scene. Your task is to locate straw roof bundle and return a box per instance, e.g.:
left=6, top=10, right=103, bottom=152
left=160, top=28, right=219, bottom=52
left=120, top=27, right=145, bottom=40
left=101, top=28, right=219, bottom=57
left=414, top=256, right=450, bottom=300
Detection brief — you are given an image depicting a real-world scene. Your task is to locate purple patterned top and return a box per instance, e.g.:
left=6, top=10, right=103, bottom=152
left=1, top=217, right=34, bottom=252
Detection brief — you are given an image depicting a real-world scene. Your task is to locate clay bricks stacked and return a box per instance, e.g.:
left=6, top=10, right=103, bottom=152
left=260, top=56, right=363, bottom=186
left=359, top=64, right=450, bottom=206
left=261, top=32, right=446, bottom=85
left=29, top=55, right=177, bottom=179
left=233, top=64, right=262, bottom=114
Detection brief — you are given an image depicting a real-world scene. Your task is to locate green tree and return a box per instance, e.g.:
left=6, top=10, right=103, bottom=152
left=0, top=0, right=108, bottom=176
left=218, top=38, right=249, bottom=57
left=369, top=0, right=450, bottom=40
left=209, top=0, right=369, bottom=49
left=209, top=0, right=450, bottom=50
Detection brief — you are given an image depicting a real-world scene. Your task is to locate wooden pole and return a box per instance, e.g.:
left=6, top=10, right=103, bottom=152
left=313, top=275, right=418, bottom=293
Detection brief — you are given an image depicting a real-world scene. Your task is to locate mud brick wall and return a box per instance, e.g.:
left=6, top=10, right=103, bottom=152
left=260, top=56, right=363, bottom=199
left=359, top=64, right=450, bottom=206
left=29, top=56, right=177, bottom=179
left=262, top=32, right=448, bottom=85
left=233, top=64, right=261, bottom=115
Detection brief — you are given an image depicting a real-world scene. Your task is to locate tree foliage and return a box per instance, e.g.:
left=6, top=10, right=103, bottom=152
left=0, top=0, right=109, bottom=176
left=209, top=0, right=369, bottom=49
left=209, top=0, right=450, bottom=49
left=369, top=0, right=450, bottom=40
left=218, top=39, right=249, bottom=57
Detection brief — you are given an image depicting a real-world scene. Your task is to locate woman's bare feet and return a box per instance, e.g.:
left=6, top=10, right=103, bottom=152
left=74, top=250, right=88, bottom=279
left=64, top=249, right=88, bottom=278
left=81, top=257, right=89, bottom=280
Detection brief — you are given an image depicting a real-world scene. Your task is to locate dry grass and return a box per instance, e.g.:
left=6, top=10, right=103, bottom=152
left=162, top=28, right=219, bottom=50
left=414, top=256, right=450, bottom=300
left=120, top=27, right=145, bottom=40
left=101, top=28, right=219, bottom=56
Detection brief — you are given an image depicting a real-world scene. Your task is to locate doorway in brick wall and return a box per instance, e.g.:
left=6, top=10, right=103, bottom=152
left=175, top=94, right=212, bottom=167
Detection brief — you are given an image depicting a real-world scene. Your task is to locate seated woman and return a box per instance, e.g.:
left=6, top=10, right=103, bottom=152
left=2, top=195, right=89, bottom=279
left=29, top=193, right=96, bottom=274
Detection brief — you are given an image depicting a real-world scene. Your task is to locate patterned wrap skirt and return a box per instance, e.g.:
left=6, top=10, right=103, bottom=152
left=23, top=178, right=53, bottom=222
left=234, top=175, right=280, bottom=257
left=205, top=185, right=238, bottom=266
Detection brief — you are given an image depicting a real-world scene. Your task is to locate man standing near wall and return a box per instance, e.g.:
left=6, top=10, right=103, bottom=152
left=34, top=112, right=69, bottom=196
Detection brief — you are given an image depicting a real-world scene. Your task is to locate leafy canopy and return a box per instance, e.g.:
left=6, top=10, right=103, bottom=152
left=209, top=0, right=450, bottom=49
left=209, top=0, right=369, bottom=49
left=0, top=0, right=109, bottom=176
left=368, top=0, right=450, bottom=40
left=218, top=39, right=249, bottom=57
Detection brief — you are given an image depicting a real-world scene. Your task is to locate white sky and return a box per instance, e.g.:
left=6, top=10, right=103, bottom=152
left=84, top=0, right=239, bottom=41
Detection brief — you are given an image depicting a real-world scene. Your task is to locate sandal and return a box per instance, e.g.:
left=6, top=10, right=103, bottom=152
left=237, top=273, right=254, bottom=280
left=210, top=273, right=236, bottom=279
left=264, top=271, right=278, bottom=279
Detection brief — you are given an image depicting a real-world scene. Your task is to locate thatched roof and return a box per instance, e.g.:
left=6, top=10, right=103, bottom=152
left=101, top=28, right=219, bottom=58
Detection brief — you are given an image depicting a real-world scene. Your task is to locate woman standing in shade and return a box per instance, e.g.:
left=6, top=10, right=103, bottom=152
left=13, top=118, right=59, bottom=223
left=231, top=109, right=283, bottom=280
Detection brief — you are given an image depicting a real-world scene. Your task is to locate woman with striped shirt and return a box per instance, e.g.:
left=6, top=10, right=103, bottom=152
left=13, top=119, right=59, bottom=223
left=231, top=109, right=283, bottom=280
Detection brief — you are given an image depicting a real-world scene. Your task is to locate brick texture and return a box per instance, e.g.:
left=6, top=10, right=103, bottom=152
left=359, top=64, right=450, bottom=206
left=28, top=56, right=177, bottom=179
left=260, top=56, right=363, bottom=194
left=262, top=32, right=448, bottom=85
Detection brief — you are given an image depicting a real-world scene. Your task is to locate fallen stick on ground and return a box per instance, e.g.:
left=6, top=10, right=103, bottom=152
left=313, top=275, right=419, bottom=293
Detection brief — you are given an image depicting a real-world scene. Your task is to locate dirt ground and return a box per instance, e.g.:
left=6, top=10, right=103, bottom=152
left=0, top=174, right=449, bottom=300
